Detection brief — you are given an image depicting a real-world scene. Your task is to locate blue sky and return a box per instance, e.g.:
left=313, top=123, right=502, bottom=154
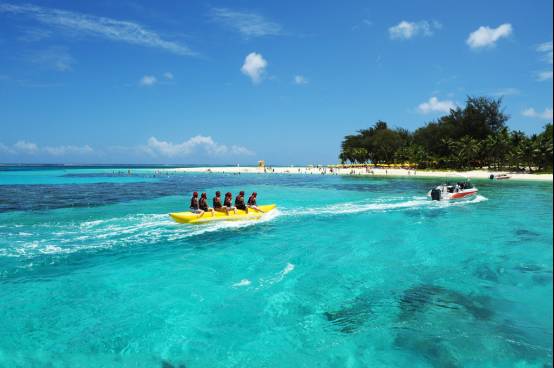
left=0, top=0, right=552, bottom=165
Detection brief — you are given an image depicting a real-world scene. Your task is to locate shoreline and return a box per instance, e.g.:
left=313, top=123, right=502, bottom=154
left=165, top=166, right=553, bottom=182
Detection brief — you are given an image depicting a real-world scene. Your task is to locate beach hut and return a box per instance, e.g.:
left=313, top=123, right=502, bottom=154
left=258, top=160, right=265, bottom=168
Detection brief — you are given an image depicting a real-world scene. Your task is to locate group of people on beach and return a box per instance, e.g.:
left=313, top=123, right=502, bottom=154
left=189, top=191, right=264, bottom=217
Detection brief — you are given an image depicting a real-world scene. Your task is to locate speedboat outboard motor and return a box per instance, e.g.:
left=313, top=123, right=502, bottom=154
left=431, top=188, right=442, bottom=201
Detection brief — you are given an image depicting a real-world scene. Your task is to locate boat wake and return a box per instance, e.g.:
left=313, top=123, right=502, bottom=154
left=1, top=194, right=486, bottom=259
left=283, top=194, right=488, bottom=218
left=0, top=209, right=283, bottom=258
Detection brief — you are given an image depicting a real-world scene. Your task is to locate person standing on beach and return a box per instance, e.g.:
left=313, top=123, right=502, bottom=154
left=235, top=191, right=248, bottom=213
left=190, top=192, right=205, bottom=217
left=247, top=192, right=264, bottom=213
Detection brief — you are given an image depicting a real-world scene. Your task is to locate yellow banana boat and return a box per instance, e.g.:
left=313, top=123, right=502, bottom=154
left=169, top=204, right=277, bottom=224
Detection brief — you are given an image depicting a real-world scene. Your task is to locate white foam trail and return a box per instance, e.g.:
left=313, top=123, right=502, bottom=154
left=282, top=262, right=295, bottom=275
left=3, top=209, right=283, bottom=257
left=283, top=198, right=428, bottom=217
left=3, top=194, right=487, bottom=258
left=282, top=194, right=488, bottom=218
left=258, top=262, right=295, bottom=288
left=232, top=279, right=252, bottom=287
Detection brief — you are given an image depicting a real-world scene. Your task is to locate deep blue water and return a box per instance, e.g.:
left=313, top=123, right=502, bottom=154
left=0, top=167, right=552, bottom=367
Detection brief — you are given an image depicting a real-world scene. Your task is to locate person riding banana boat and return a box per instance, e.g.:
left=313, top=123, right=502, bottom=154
left=223, top=192, right=238, bottom=214
left=247, top=192, right=265, bottom=213
left=189, top=192, right=204, bottom=216
left=213, top=191, right=237, bottom=215
left=235, top=191, right=248, bottom=213
left=198, top=192, right=215, bottom=217
left=172, top=190, right=274, bottom=223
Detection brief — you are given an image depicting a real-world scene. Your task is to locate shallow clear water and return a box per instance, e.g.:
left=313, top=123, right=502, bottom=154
left=0, top=167, right=552, bottom=367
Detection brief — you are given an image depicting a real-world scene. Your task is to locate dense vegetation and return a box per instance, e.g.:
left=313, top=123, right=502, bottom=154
left=339, top=97, right=553, bottom=172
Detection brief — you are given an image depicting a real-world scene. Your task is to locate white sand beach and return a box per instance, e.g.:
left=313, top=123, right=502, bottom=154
left=166, top=166, right=553, bottom=181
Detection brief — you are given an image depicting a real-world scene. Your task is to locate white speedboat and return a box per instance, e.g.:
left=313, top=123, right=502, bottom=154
left=489, top=173, right=511, bottom=180
left=428, top=181, right=478, bottom=201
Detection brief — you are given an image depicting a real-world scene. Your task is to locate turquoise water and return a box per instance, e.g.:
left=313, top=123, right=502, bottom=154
left=0, top=167, right=552, bottom=367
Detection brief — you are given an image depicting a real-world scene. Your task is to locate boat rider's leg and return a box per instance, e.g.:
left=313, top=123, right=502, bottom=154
left=249, top=205, right=264, bottom=213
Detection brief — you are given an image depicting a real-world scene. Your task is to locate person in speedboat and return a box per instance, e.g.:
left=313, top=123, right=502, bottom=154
left=224, top=192, right=238, bottom=214
left=247, top=192, right=265, bottom=213
left=199, top=192, right=215, bottom=217
left=235, top=191, right=248, bottom=213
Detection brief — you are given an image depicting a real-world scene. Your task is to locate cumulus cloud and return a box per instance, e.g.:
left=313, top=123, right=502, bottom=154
left=210, top=8, right=282, bottom=38
left=145, top=136, right=254, bottom=157
left=293, top=75, right=308, bottom=85
left=44, top=145, right=93, bottom=156
left=418, top=97, right=456, bottom=114
left=0, top=140, right=93, bottom=156
left=0, top=3, right=195, bottom=56
left=0, top=143, right=15, bottom=154
left=13, top=140, right=39, bottom=154
left=466, top=23, right=512, bottom=49
left=163, top=72, right=174, bottom=80
left=389, top=20, right=441, bottom=40
left=140, top=75, right=157, bottom=86
left=241, top=52, right=267, bottom=84
left=522, top=107, right=553, bottom=120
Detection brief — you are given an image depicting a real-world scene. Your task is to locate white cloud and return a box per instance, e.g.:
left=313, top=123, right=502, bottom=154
left=146, top=136, right=254, bottom=157
left=241, top=52, right=267, bottom=84
left=18, top=27, right=51, bottom=42
left=537, top=70, right=553, bottom=81
left=418, top=97, right=456, bottom=114
left=537, top=41, right=553, bottom=64
left=536, top=41, right=552, bottom=81
left=389, top=20, right=441, bottom=40
left=13, top=140, right=39, bottom=154
left=0, top=143, right=15, bottom=154
left=211, top=8, right=282, bottom=38
left=0, top=3, right=195, bottom=56
left=466, top=23, right=512, bottom=49
left=0, top=141, right=93, bottom=156
left=293, top=75, right=308, bottom=85
left=490, top=87, right=520, bottom=97
left=140, top=75, right=157, bottom=86
left=522, top=107, right=553, bottom=120
left=44, top=145, right=93, bottom=156
left=29, top=46, right=74, bottom=71
left=163, top=72, right=174, bottom=80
